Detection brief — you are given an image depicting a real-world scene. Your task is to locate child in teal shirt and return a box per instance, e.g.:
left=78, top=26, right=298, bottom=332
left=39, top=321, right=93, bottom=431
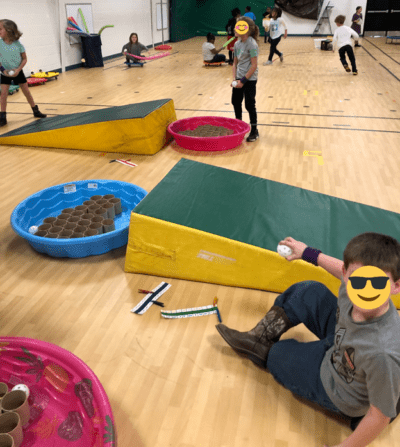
left=0, top=19, right=46, bottom=127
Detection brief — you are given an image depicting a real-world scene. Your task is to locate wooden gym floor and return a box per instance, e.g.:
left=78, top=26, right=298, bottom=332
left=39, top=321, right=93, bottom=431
left=1, top=36, right=400, bottom=446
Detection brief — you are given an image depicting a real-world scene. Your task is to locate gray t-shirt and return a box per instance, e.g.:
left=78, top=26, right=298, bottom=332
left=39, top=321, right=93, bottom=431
left=234, top=37, right=258, bottom=81
left=122, top=42, right=147, bottom=56
left=320, top=280, right=400, bottom=418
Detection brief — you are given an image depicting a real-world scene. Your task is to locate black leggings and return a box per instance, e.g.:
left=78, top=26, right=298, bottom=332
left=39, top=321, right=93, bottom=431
left=269, top=36, right=282, bottom=61
left=231, top=80, right=257, bottom=125
left=339, top=45, right=357, bottom=72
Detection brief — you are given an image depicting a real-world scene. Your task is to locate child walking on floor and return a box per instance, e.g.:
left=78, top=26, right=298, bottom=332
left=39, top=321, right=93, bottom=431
left=332, top=15, right=359, bottom=75
left=122, top=33, right=149, bottom=63
left=0, top=19, right=46, bottom=127
left=231, top=16, right=259, bottom=142
left=263, top=7, right=287, bottom=65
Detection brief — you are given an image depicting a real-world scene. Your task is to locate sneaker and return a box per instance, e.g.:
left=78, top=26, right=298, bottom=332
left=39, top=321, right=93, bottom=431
left=263, top=60, right=272, bottom=66
left=355, top=44, right=361, bottom=47
left=344, top=64, right=351, bottom=73
left=280, top=53, right=284, bottom=62
left=246, top=129, right=259, bottom=142
left=353, top=71, right=358, bottom=75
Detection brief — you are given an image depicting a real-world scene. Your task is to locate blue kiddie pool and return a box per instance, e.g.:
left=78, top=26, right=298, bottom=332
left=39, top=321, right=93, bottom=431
left=11, top=179, right=147, bottom=258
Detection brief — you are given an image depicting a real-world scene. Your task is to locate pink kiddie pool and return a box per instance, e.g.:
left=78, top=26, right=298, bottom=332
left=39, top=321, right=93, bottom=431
left=168, top=116, right=250, bottom=151
left=0, top=337, right=116, bottom=446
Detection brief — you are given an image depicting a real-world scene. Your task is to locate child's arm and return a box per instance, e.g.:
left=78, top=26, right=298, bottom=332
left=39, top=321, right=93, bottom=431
left=231, top=56, right=238, bottom=84
left=278, top=237, right=344, bottom=280
left=235, top=56, right=257, bottom=88
left=280, top=19, right=288, bottom=38
left=11, top=52, right=27, bottom=76
left=324, top=404, right=390, bottom=447
left=331, top=31, right=338, bottom=52
left=211, top=44, right=225, bottom=54
left=350, top=29, right=360, bottom=41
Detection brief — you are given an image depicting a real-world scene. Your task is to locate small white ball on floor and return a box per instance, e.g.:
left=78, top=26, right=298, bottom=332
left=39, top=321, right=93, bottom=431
left=29, top=226, right=38, bottom=234
left=12, top=384, right=30, bottom=397
left=277, top=244, right=293, bottom=257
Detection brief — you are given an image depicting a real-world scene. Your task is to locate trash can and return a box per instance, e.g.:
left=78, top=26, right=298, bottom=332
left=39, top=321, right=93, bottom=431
left=81, top=34, right=103, bottom=67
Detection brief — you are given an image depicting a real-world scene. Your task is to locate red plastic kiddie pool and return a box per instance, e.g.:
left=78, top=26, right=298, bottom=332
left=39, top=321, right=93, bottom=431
left=0, top=337, right=116, bottom=446
left=168, top=116, right=250, bottom=151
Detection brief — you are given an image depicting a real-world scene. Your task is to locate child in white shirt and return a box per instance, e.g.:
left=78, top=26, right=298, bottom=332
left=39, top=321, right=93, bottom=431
left=263, top=7, right=287, bottom=66
left=332, top=15, right=359, bottom=75
left=202, top=33, right=226, bottom=63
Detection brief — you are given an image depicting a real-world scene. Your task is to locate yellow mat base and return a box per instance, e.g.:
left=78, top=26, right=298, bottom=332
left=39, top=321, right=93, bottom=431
left=0, top=100, right=176, bottom=155
left=125, top=213, right=400, bottom=308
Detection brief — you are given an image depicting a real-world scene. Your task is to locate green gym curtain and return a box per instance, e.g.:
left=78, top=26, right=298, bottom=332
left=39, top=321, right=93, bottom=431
left=170, top=0, right=275, bottom=41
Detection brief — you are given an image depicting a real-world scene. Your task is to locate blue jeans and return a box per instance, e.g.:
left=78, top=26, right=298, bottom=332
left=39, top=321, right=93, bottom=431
left=266, top=281, right=345, bottom=415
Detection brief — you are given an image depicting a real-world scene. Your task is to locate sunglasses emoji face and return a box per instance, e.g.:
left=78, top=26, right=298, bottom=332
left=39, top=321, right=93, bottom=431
left=346, top=266, right=391, bottom=310
left=235, top=21, right=249, bottom=35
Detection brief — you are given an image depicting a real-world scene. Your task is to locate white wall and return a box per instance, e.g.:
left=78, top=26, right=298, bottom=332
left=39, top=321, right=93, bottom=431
left=0, top=0, right=170, bottom=73
left=281, top=0, right=367, bottom=35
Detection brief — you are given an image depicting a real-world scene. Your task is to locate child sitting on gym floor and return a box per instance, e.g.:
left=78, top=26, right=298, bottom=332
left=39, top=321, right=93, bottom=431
left=216, top=232, right=400, bottom=447
left=332, top=15, right=359, bottom=75
left=122, top=33, right=149, bottom=63
left=202, top=33, right=226, bottom=64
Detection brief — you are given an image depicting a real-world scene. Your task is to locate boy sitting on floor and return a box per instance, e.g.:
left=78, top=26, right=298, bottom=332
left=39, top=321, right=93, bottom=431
left=216, top=232, right=400, bottom=447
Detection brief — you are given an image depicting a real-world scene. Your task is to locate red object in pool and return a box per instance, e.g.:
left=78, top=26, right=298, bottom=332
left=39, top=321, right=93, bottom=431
left=155, top=44, right=172, bottom=50
left=168, top=116, right=250, bottom=151
left=27, top=78, right=48, bottom=86
left=0, top=337, right=116, bottom=446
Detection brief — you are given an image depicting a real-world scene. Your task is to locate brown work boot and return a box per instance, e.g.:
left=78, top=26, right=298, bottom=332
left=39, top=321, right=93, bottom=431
left=216, top=323, right=273, bottom=368
left=248, top=305, right=293, bottom=344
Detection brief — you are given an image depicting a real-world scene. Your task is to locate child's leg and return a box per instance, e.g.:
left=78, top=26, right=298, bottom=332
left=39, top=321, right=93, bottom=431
left=19, top=83, right=35, bottom=107
left=211, top=54, right=226, bottom=63
left=231, top=86, right=244, bottom=120
left=347, top=46, right=357, bottom=72
left=244, top=81, right=257, bottom=128
left=0, top=84, right=9, bottom=112
left=273, top=281, right=338, bottom=340
left=267, top=338, right=342, bottom=413
left=265, top=282, right=340, bottom=413
left=228, top=50, right=233, bottom=63
left=273, top=36, right=282, bottom=57
left=339, top=45, right=351, bottom=71
left=268, top=39, right=277, bottom=61
left=20, top=83, right=47, bottom=118
left=216, top=281, right=337, bottom=370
